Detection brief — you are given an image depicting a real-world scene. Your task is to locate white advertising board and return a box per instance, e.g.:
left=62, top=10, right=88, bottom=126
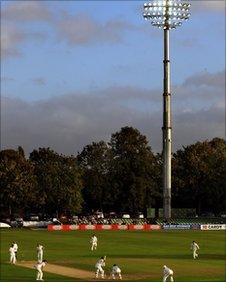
left=201, top=224, right=226, bottom=230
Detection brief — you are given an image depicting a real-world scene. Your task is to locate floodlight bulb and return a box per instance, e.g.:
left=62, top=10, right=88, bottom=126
left=143, top=0, right=190, bottom=29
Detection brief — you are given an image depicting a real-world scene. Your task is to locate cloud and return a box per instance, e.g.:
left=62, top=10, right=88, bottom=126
left=191, top=1, right=226, bottom=13
left=96, top=86, right=160, bottom=103
left=1, top=2, right=50, bottom=59
left=1, top=23, right=46, bottom=59
left=183, top=70, right=225, bottom=88
left=98, top=70, right=225, bottom=105
left=1, top=0, right=225, bottom=58
left=55, top=12, right=136, bottom=46
left=1, top=93, right=138, bottom=155
left=31, top=77, right=47, bottom=86
left=1, top=24, right=25, bottom=58
left=170, top=70, right=225, bottom=108
left=173, top=103, right=225, bottom=148
left=1, top=69, right=225, bottom=155
left=1, top=1, right=52, bottom=22
left=1, top=2, right=137, bottom=59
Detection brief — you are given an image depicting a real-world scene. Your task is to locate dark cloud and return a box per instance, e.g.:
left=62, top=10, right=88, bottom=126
left=1, top=93, right=139, bottom=155
left=1, top=69, right=225, bottom=155
left=173, top=103, right=225, bottom=149
left=183, top=70, right=225, bottom=88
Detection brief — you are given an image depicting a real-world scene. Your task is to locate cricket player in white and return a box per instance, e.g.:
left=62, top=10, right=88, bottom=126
left=95, top=256, right=106, bottom=278
left=37, top=244, right=44, bottom=262
left=34, top=260, right=47, bottom=281
left=191, top=241, right=200, bottom=259
left=9, top=244, right=16, bottom=264
left=12, top=242, right=18, bottom=259
left=163, top=265, right=174, bottom=282
left=110, top=264, right=122, bottom=280
left=90, top=234, right=98, bottom=251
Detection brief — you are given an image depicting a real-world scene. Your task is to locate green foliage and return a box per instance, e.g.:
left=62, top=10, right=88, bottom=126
left=172, top=138, right=226, bottom=215
left=108, top=127, right=160, bottom=215
left=0, top=148, right=37, bottom=217
left=77, top=127, right=160, bottom=215
left=77, top=141, right=111, bottom=212
left=30, top=148, right=83, bottom=215
left=0, top=130, right=225, bottom=216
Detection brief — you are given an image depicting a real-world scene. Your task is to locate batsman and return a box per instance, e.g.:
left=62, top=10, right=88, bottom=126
left=95, top=256, right=106, bottom=279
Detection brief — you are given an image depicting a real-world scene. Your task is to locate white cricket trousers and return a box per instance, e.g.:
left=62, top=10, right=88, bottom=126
left=10, top=253, right=16, bottom=264
left=193, top=249, right=198, bottom=259
left=91, top=242, right=97, bottom=251
left=38, top=251, right=43, bottom=262
left=163, top=273, right=174, bottom=282
left=111, top=271, right=122, bottom=280
left=95, top=266, right=104, bottom=278
left=36, top=267, right=43, bottom=280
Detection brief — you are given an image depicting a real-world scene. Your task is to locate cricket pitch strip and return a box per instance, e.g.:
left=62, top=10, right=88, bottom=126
left=16, top=261, right=131, bottom=280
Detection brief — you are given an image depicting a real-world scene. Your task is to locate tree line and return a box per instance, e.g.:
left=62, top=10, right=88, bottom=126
left=0, top=126, right=225, bottom=218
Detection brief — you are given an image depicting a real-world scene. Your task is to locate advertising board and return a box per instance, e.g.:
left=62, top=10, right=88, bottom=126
left=201, top=224, right=226, bottom=230
left=47, top=224, right=161, bottom=231
left=163, top=224, right=191, bottom=230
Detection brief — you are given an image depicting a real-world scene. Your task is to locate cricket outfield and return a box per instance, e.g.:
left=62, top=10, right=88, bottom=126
left=0, top=229, right=225, bottom=281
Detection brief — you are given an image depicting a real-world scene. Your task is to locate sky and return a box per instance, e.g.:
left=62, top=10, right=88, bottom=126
left=1, top=0, right=225, bottom=155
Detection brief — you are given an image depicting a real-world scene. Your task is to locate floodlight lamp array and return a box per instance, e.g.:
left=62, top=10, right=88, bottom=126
left=143, top=0, right=190, bottom=29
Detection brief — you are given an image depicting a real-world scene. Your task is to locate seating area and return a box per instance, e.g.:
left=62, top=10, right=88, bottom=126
left=72, top=217, right=226, bottom=225
left=67, top=217, right=226, bottom=225
left=57, top=214, right=226, bottom=226
left=69, top=218, right=152, bottom=225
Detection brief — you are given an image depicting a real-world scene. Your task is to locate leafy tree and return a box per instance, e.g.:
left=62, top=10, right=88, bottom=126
left=108, top=126, right=160, bottom=216
left=30, top=148, right=83, bottom=216
left=0, top=148, right=37, bottom=217
left=77, top=141, right=111, bottom=213
left=172, top=138, right=226, bottom=215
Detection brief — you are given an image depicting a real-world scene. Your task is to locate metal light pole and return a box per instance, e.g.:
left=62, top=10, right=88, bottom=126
left=143, top=0, right=190, bottom=219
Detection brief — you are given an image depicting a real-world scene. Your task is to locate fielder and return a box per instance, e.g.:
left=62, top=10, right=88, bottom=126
left=95, top=256, right=106, bottom=279
left=9, top=244, right=16, bottom=264
left=34, top=260, right=47, bottom=281
left=163, top=265, right=174, bottom=282
left=110, top=264, right=122, bottom=280
left=37, top=244, right=44, bottom=262
left=90, top=234, right=98, bottom=251
left=12, top=242, right=18, bottom=259
left=191, top=241, right=200, bottom=259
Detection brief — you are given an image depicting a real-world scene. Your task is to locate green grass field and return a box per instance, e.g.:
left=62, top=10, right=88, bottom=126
left=0, top=229, right=225, bottom=281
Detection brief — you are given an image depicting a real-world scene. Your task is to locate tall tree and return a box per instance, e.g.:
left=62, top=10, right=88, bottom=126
left=108, top=126, right=160, bottom=216
left=30, top=148, right=83, bottom=216
left=172, top=138, right=226, bottom=215
left=77, top=141, right=111, bottom=212
left=0, top=148, right=37, bottom=217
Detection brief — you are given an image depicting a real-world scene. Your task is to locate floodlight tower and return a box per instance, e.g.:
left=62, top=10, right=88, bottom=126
left=143, top=0, right=190, bottom=219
